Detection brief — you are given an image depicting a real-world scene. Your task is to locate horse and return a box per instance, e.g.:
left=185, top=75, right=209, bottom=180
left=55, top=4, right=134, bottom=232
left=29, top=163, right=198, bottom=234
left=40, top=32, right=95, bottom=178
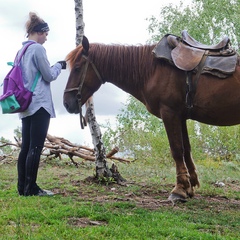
left=63, top=36, right=240, bottom=202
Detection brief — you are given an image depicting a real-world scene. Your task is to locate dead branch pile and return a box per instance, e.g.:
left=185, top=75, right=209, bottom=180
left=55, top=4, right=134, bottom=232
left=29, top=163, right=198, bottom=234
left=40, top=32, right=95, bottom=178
left=0, top=134, right=130, bottom=165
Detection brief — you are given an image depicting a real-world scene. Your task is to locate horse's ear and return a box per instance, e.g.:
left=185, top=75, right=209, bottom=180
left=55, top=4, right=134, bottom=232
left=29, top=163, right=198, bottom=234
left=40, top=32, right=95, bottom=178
left=82, top=35, right=89, bottom=55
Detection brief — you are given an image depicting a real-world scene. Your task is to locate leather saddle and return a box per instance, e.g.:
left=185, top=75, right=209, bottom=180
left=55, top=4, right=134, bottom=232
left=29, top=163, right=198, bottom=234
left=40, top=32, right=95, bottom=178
left=181, top=30, right=229, bottom=50
left=152, top=30, right=238, bottom=78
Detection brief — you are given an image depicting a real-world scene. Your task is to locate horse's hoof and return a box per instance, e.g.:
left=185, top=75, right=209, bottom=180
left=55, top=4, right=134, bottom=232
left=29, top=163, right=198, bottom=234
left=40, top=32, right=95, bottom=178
left=168, top=193, right=187, bottom=205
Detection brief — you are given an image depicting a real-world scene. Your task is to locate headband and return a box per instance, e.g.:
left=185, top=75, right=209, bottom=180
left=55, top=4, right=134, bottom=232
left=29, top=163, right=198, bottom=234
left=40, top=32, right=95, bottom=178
left=32, top=22, right=50, bottom=32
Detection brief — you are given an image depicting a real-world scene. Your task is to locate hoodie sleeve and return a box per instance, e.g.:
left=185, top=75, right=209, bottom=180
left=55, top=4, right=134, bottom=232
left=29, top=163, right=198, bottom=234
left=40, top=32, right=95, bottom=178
left=33, top=44, right=62, bottom=82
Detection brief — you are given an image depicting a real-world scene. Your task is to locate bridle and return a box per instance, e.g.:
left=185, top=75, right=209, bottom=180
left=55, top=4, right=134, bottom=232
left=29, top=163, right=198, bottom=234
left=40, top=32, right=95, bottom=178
left=64, top=55, right=104, bottom=129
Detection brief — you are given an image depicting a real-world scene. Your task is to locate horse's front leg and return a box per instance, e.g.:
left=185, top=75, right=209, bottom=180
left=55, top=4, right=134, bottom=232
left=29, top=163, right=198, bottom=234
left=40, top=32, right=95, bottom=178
left=162, top=111, right=193, bottom=201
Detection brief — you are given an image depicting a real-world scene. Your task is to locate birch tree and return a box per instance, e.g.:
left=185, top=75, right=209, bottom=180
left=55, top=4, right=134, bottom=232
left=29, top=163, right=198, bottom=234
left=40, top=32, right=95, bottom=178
left=74, top=0, right=84, bottom=45
left=74, top=0, right=125, bottom=183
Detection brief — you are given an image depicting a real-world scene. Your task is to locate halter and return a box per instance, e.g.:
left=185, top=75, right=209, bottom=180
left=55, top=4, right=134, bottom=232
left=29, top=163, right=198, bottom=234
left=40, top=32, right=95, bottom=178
left=64, top=55, right=104, bottom=129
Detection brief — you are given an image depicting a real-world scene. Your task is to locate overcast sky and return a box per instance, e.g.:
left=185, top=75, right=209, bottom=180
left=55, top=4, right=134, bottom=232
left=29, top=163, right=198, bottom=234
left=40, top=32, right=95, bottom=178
left=0, top=0, right=178, bottom=146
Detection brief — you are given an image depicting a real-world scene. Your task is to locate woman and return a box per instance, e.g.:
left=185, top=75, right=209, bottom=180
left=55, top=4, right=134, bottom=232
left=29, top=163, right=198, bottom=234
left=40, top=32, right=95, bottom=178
left=17, top=12, right=66, bottom=196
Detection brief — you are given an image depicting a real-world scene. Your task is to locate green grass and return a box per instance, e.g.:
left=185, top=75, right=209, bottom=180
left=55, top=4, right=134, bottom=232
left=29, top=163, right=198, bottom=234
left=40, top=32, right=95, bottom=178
left=0, top=158, right=239, bottom=239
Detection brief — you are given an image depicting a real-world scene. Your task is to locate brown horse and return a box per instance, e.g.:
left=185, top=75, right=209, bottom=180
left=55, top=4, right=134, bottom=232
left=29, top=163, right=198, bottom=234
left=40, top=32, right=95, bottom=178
left=63, top=36, right=240, bottom=202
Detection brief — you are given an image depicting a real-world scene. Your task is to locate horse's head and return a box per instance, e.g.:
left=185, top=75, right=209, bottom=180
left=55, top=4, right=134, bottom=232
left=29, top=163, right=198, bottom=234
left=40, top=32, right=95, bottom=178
left=63, top=36, right=103, bottom=114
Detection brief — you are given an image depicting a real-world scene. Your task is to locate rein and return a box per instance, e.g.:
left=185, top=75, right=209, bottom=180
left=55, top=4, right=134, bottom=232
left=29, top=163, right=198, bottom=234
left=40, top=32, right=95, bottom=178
left=64, top=55, right=104, bottom=129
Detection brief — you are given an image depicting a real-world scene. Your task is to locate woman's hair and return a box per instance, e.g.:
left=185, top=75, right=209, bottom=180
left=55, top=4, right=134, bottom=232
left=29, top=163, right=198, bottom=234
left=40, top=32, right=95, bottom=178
left=25, top=12, right=46, bottom=37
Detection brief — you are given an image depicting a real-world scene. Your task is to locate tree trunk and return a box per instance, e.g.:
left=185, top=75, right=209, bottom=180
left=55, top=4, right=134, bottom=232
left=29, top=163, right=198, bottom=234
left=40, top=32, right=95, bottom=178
left=74, top=0, right=125, bottom=184
left=74, top=0, right=85, bottom=45
left=85, top=98, right=126, bottom=183
left=85, top=97, right=112, bottom=178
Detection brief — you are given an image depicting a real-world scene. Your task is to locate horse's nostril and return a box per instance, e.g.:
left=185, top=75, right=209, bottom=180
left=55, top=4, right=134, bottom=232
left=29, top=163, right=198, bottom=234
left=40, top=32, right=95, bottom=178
left=64, top=102, right=69, bottom=110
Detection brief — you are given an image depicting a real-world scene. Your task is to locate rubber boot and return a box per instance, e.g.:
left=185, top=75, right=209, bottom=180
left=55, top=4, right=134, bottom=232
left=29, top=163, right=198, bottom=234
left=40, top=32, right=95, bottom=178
left=24, top=147, right=42, bottom=196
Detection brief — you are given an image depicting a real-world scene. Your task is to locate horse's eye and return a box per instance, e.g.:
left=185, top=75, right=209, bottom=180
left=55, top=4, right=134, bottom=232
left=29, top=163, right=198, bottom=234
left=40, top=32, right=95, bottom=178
left=74, top=66, right=81, bottom=72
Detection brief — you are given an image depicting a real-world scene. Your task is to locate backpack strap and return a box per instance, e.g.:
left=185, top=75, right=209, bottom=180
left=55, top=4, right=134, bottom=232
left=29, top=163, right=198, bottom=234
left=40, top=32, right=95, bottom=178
left=15, top=42, right=40, bottom=92
left=10, top=42, right=40, bottom=92
left=15, top=42, right=36, bottom=65
left=30, top=71, right=41, bottom=92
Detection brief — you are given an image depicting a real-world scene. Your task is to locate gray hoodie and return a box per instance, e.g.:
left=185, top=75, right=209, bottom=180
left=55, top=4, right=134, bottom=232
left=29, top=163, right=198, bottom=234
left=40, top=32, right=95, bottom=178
left=18, top=40, right=62, bottom=119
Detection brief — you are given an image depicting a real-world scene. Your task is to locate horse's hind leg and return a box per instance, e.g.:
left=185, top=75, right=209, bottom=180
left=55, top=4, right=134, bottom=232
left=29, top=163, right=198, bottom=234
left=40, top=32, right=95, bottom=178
left=182, top=121, right=200, bottom=192
left=162, top=112, right=194, bottom=200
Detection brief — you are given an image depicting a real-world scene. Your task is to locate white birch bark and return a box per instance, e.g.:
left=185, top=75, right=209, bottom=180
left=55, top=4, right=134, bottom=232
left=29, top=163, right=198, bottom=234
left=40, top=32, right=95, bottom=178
left=74, top=0, right=85, bottom=46
left=85, top=97, right=112, bottom=178
left=74, top=0, right=113, bottom=179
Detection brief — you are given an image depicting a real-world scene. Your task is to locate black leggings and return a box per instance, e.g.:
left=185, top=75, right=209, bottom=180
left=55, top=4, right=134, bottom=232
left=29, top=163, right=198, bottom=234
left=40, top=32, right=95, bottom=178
left=17, top=107, right=50, bottom=195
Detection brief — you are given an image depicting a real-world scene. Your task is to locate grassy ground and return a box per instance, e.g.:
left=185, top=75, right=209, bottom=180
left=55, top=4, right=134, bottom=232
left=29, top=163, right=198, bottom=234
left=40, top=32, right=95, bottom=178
left=0, top=157, right=239, bottom=239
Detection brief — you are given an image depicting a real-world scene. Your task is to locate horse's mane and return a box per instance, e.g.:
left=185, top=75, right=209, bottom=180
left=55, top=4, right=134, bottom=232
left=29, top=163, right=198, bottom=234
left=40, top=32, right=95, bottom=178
left=66, top=43, right=157, bottom=88
left=66, top=45, right=83, bottom=69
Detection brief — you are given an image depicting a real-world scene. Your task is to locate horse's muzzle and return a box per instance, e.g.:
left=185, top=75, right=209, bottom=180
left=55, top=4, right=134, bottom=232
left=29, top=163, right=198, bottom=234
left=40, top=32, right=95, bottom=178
left=63, top=100, right=79, bottom=114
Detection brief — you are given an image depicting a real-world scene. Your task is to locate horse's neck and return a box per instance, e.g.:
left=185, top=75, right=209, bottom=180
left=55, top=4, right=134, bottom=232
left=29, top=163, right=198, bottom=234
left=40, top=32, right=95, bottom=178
left=92, top=44, right=157, bottom=102
left=105, top=75, right=152, bottom=106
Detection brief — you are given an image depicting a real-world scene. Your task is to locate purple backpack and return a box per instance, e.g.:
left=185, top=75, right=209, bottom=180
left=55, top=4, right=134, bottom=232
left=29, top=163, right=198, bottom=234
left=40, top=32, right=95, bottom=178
left=0, top=42, right=40, bottom=114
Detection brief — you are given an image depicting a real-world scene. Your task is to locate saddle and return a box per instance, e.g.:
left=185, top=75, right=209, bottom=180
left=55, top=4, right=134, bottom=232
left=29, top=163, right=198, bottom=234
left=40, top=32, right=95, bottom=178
left=152, top=30, right=238, bottom=78
left=181, top=30, right=230, bottom=50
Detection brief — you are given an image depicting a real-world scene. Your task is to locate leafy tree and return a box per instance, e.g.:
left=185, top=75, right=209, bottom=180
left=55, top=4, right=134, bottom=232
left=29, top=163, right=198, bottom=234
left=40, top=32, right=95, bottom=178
left=14, top=127, right=22, bottom=141
left=102, top=96, right=171, bottom=163
left=147, top=0, right=240, bottom=49
left=0, top=137, right=13, bottom=155
left=103, top=0, right=240, bottom=162
left=195, top=124, right=240, bottom=161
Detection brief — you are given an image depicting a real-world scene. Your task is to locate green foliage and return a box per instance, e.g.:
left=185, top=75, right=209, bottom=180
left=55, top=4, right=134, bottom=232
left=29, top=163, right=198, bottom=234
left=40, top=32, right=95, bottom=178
left=14, top=126, right=22, bottom=141
left=97, top=176, right=116, bottom=185
left=147, top=0, right=240, bottom=49
left=0, top=127, right=21, bottom=156
left=194, top=123, right=240, bottom=161
left=102, top=96, right=171, bottom=163
left=0, top=136, right=13, bottom=155
left=186, top=121, right=240, bottom=161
